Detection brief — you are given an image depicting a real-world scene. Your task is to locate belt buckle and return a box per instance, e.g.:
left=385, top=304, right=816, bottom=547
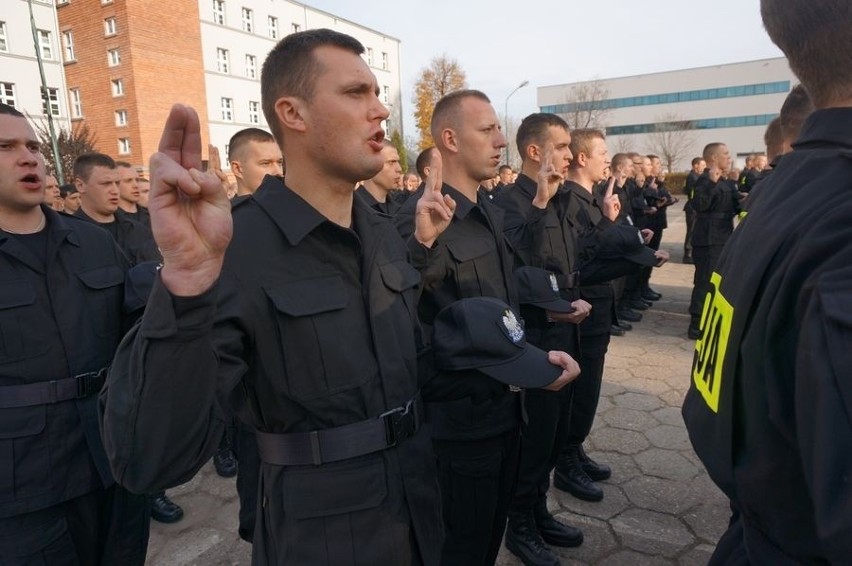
left=381, top=399, right=417, bottom=447
left=75, top=367, right=106, bottom=398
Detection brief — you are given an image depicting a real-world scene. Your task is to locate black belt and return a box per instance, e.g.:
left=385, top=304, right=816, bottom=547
left=256, top=396, right=423, bottom=467
left=557, top=271, right=579, bottom=290
left=0, top=368, right=108, bottom=409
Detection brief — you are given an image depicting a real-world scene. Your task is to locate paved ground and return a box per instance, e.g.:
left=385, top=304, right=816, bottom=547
left=146, top=213, right=729, bottom=565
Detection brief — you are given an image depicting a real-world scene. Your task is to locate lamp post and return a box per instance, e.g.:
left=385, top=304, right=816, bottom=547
left=504, top=80, right=529, bottom=166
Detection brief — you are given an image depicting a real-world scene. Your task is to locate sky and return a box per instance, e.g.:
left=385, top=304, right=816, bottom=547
left=305, top=0, right=783, bottom=138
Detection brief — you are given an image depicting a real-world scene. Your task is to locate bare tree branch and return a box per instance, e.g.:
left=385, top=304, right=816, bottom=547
left=646, top=113, right=697, bottom=171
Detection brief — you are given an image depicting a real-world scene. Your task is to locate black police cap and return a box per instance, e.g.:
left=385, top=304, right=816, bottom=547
left=514, top=266, right=575, bottom=313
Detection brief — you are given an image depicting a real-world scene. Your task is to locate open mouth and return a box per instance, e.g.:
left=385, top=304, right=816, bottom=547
left=371, top=131, right=385, bottom=144
left=21, top=174, right=40, bottom=183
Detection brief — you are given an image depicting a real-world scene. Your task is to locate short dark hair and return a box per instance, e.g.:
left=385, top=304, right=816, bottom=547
left=0, top=102, right=25, bottom=119
left=430, top=89, right=491, bottom=145
left=73, top=153, right=116, bottom=182
left=498, top=164, right=513, bottom=174
left=228, top=127, right=276, bottom=162
left=59, top=183, right=78, bottom=198
left=702, top=143, right=726, bottom=162
left=760, top=0, right=852, bottom=107
left=691, top=157, right=705, bottom=167
left=114, top=160, right=133, bottom=169
left=763, top=117, right=784, bottom=160
left=646, top=154, right=659, bottom=161
left=261, top=29, right=364, bottom=145
left=611, top=153, right=631, bottom=171
left=778, top=84, right=814, bottom=145
left=515, top=113, right=569, bottom=162
left=415, top=147, right=436, bottom=178
left=568, top=129, right=605, bottom=165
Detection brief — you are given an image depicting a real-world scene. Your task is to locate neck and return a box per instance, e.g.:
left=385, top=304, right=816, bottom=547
left=285, top=166, right=355, bottom=228
left=442, top=161, right=480, bottom=203
left=81, top=202, right=115, bottom=223
left=362, top=180, right=390, bottom=203
left=0, top=205, right=46, bottom=234
left=119, top=200, right=138, bottom=213
left=520, top=162, right=538, bottom=181
left=236, top=183, right=254, bottom=196
left=565, top=170, right=593, bottom=192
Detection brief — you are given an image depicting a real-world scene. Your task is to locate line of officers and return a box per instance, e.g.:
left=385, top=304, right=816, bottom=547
left=1, top=62, right=672, bottom=566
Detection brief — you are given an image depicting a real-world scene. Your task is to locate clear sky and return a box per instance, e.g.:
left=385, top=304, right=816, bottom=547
left=305, top=0, right=784, bottom=138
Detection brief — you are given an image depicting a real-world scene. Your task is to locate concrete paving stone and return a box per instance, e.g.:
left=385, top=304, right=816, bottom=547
left=200, top=475, right=241, bottom=501
left=611, top=509, right=695, bottom=558
left=604, top=366, right=635, bottom=381
left=600, top=381, right=628, bottom=396
left=634, top=448, right=700, bottom=481
left=679, top=448, right=705, bottom=470
left=187, top=535, right=252, bottom=566
left=148, top=527, right=226, bottom=566
left=645, top=425, right=692, bottom=451
left=603, top=407, right=660, bottom=432
left=597, top=549, right=675, bottom=566
left=605, top=355, right=634, bottom=370
left=682, top=500, right=730, bottom=544
left=552, top=514, right=619, bottom=564
left=658, top=389, right=686, bottom=407
left=553, top=483, right=630, bottom=521
left=621, top=476, right=708, bottom=515
left=612, top=391, right=665, bottom=412
left=593, top=452, right=643, bottom=486
left=651, top=406, right=686, bottom=427
left=656, top=370, right=691, bottom=391
left=596, top=395, right=616, bottom=414
left=619, top=377, right=672, bottom=396
left=151, top=493, right=239, bottom=539
left=677, top=544, right=716, bottom=566
left=589, top=426, right=651, bottom=455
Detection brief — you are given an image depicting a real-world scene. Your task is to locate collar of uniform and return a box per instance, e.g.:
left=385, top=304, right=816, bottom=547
left=565, top=180, right=593, bottom=204
left=45, top=206, right=80, bottom=246
left=442, top=183, right=477, bottom=220
left=355, top=184, right=380, bottom=207
left=794, top=107, right=852, bottom=151
left=512, top=173, right=538, bottom=199
left=252, top=176, right=331, bottom=246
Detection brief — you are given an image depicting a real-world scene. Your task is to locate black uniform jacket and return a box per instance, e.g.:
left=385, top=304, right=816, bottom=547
left=683, top=170, right=700, bottom=212
left=100, top=178, right=443, bottom=565
left=75, top=208, right=160, bottom=266
left=682, top=108, right=852, bottom=563
left=691, top=172, right=740, bottom=247
left=116, top=206, right=151, bottom=229
left=0, top=207, right=126, bottom=519
left=400, top=184, right=522, bottom=441
left=355, top=185, right=403, bottom=216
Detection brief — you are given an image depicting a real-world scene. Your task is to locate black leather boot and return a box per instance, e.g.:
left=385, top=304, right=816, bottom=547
left=554, top=444, right=603, bottom=502
left=578, top=444, right=611, bottom=481
left=533, top=500, right=583, bottom=547
left=505, top=510, right=560, bottom=566
left=151, top=491, right=184, bottom=523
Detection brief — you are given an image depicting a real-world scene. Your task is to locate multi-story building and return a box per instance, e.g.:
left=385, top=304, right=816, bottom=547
left=1, top=0, right=70, bottom=135
left=54, top=0, right=402, bottom=170
left=539, top=58, right=798, bottom=170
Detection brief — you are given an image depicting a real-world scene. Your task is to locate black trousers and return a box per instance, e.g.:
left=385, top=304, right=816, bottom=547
left=684, top=206, right=696, bottom=259
left=565, top=332, right=610, bottom=446
left=510, top=386, right=574, bottom=511
left=234, top=422, right=260, bottom=542
left=0, top=485, right=150, bottom=566
left=638, top=228, right=663, bottom=292
left=689, top=245, right=725, bottom=327
left=434, top=429, right=521, bottom=566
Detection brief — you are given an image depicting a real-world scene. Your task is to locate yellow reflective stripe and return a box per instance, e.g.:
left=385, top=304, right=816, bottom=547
left=691, top=271, right=734, bottom=413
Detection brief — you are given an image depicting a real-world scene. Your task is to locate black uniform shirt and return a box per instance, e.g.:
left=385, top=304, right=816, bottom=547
left=355, top=185, right=402, bottom=216
left=691, top=172, right=740, bottom=247
left=75, top=208, right=160, bottom=266
left=682, top=108, right=852, bottom=563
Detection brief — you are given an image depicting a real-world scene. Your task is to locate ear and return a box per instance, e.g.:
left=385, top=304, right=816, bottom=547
left=275, top=96, right=307, bottom=134
left=440, top=128, right=459, bottom=154
left=575, top=152, right=588, bottom=168
left=230, top=160, right=243, bottom=180
left=526, top=144, right=541, bottom=164
left=74, top=177, right=85, bottom=193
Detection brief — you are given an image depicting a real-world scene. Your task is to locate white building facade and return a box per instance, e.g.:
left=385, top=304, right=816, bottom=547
left=0, top=0, right=71, bottom=130
left=539, top=58, right=798, bottom=170
left=198, top=0, right=403, bottom=159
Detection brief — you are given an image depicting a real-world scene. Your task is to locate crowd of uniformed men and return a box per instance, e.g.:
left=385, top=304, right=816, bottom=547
left=1, top=0, right=850, bottom=564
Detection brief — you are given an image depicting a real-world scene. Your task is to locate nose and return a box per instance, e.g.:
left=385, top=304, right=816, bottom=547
left=496, top=130, right=507, bottom=149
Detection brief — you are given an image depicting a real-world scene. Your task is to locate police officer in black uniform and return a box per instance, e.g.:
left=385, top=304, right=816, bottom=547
left=687, top=143, right=741, bottom=339
left=682, top=156, right=705, bottom=264
left=396, top=91, right=578, bottom=566
left=100, top=30, right=451, bottom=565
left=683, top=1, right=852, bottom=562
left=0, top=103, right=149, bottom=565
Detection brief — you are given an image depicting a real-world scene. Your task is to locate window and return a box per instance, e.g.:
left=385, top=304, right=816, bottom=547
left=245, top=54, right=256, bottom=79
left=366, top=47, right=373, bottom=66
left=291, top=22, right=301, bottom=33
left=107, top=48, right=120, bottom=66
left=221, top=97, right=233, bottom=121
left=38, top=30, right=53, bottom=60
left=104, top=17, right=116, bottom=36
left=118, top=138, right=131, bottom=155
left=248, top=100, right=259, bottom=124
left=0, top=22, right=7, bottom=53
left=115, top=109, right=127, bottom=126
left=69, top=88, right=82, bottom=118
left=382, top=86, right=390, bottom=104
left=382, top=52, right=389, bottom=70
left=241, top=7, right=253, bottom=32
left=62, top=30, right=75, bottom=61
left=41, top=87, right=60, bottom=117
left=111, top=78, right=124, bottom=96
left=102, top=0, right=114, bottom=4
left=0, top=83, right=16, bottom=107
left=268, top=16, right=278, bottom=39
left=216, top=48, right=230, bottom=73
left=212, top=0, right=225, bottom=24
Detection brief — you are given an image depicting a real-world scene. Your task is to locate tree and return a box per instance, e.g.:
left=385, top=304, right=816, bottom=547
left=35, top=121, right=98, bottom=182
left=412, top=55, right=467, bottom=150
left=647, top=114, right=697, bottom=172
left=559, top=79, right=610, bottom=130
left=389, top=129, right=408, bottom=173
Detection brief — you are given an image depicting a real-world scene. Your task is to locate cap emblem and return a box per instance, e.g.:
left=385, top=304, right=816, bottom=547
left=502, top=309, right=524, bottom=343
left=549, top=273, right=559, bottom=292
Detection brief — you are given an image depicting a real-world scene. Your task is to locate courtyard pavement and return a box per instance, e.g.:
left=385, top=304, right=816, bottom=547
left=146, top=213, right=729, bottom=566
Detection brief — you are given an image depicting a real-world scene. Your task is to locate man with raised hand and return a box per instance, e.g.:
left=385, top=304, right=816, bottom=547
left=683, top=0, right=852, bottom=562
left=100, top=29, right=457, bottom=565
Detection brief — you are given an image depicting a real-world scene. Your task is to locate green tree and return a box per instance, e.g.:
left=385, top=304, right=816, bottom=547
left=412, top=55, right=467, bottom=150
left=390, top=129, right=408, bottom=172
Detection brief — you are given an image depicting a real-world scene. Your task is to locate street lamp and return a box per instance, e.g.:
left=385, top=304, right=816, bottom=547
left=504, top=80, right=529, bottom=166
